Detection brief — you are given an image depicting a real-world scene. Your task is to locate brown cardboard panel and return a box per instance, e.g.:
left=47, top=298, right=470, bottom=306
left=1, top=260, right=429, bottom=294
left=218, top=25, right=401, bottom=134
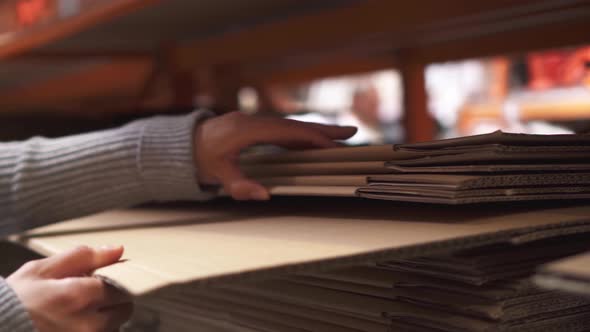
left=539, top=252, right=590, bottom=281
left=392, top=150, right=590, bottom=166
left=17, top=199, right=590, bottom=296
left=399, top=235, right=590, bottom=271
left=152, top=292, right=361, bottom=332
left=179, top=287, right=389, bottom=332
left=501, top=306, right=590, bottom=332
left=220, top=186, right=358, bottom=197
left=361, top=186, right=590, bottom=200
left=304, top=266, right=533, bottom=300
left=259, top=175, right=369, bottom=187
left=397, top=131, right=590, bottom=150
left=357, top=191, right=590, bottom=205
left=228, top=280, right=496, bottom=332
left=287, top=275, right=506, bottom=320
left=397, top=144, right=590, bottom=154
left=386, top=164, right=590, bottom=174
left=268, top=185, right=358, bottom=196
left=367, top=174, right=479, bottom=186
left=243, top=161, right=388, bottom=177
left=240, top=145, right=398, bottom=164
left=366, top=173, right=590, bottom=189
left=290, top=273, right=587, bottom=323
left=535, top=251, right=590, bottom=297
left=240, top=132, right=590, bottom=167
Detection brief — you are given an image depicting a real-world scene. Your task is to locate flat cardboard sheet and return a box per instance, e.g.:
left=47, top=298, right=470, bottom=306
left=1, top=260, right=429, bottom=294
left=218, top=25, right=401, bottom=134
left=243, top=161, right=388, bottom=177
left=268, top=185, right=358, bottom=196
left=390, top=150, right=589, bottom=166
left=240, top=145, right=399, bottom=164
left=386, top=164, right=590, bottom=174
left=240, top=131, right=590, bottom=167
left=535, top=251, right=590, bottom=297
left=397, top=131, right=590, bottom=149
left=367, top=173, right=590, bottom=190
left=259, top=175, right=369, bottom=187
left=16, top=199, right=590, bottom=296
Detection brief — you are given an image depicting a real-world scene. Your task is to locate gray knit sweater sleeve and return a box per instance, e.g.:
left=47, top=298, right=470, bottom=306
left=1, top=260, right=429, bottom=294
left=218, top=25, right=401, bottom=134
left=0, top=110, right=214, bottom=332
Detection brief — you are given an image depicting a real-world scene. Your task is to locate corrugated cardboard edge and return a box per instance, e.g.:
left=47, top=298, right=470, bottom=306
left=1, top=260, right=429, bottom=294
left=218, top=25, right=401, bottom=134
left=23, top=217, right=590, bottom=295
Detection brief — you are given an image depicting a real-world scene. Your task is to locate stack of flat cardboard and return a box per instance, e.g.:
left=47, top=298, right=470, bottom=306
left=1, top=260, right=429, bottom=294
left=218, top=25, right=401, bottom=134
left=10, top=198, right=590, bottom=332
left=242, top=131, right=590, bottom=204
left=134, top=234, right=590, bottom=332
left=5, top=131, right=590, bottom=331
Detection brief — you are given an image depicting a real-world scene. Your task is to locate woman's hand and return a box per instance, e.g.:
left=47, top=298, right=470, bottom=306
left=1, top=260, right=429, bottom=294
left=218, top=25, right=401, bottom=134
left=194, top=112, right=357, bottom=200
left=7, top=246, right=132, bottom=332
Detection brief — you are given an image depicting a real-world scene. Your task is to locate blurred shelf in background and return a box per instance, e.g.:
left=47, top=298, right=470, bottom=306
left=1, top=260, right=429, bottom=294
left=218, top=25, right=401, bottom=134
left=0, top=0, right=590, bottom=141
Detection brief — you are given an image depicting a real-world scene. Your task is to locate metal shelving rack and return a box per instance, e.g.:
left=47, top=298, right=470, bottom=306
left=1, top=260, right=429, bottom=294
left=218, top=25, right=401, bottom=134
left=0, top=0, right=589, bottom=142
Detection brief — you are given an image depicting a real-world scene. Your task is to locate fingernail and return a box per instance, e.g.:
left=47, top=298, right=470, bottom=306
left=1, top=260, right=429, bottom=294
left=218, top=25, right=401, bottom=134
left=250, top=189, right=270, bottom=200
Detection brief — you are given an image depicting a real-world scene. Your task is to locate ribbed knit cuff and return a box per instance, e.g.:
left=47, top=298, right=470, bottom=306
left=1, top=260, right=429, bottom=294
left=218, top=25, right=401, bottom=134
left=0, top=278, right=36, bottom=332
left=138, top=110, right=216, bottom=202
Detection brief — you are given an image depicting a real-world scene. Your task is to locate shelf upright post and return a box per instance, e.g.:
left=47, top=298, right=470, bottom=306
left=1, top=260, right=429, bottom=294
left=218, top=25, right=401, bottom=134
left=399, top=49, right=435, bottom=143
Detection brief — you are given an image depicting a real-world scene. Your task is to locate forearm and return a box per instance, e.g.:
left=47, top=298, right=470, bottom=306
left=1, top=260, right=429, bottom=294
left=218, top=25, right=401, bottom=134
left=0, top=110, right=214, bottom=236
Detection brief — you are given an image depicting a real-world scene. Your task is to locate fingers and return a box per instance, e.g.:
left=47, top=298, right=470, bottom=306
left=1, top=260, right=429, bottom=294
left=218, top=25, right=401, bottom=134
left=234, top=117, right=357, bottom=152
left=216, top=161, right=269, bottom=201
left=52, top=276, right=131, bottom=312
left=195, top=112, right=358, bottom=201
left=293, top=121, right=358, bottom=140
left=41, top=245, right=124, bottom=278
left=228, top=179, right=269, bottom=201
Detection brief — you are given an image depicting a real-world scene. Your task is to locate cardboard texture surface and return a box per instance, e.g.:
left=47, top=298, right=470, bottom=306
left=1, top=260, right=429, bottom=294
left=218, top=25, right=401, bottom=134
left=259, top=175, right=369, bottom=187
left=240, top=145, right=399, bottom=164
left=387, top=163, right=590, bottom=174
left=204, top=232, right=590, bottom=332
left=397, top=130, right=590, bottom=149
left=267, top=185, right=358, bottom=196
left=243, top=161, right=388, bottom=177
left=16, top=199, right=590, bottom=296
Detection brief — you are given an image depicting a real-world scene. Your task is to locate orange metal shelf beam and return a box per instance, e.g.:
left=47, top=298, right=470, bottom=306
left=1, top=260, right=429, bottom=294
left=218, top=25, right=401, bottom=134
left=0, top=59, right=153, bottom=112
left=0, top=0, right=159, bottom=60
left=174, top=0, right=568, bottom=69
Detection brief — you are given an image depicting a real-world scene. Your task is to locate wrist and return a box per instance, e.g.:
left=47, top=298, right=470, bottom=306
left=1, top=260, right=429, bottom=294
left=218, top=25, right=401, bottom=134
left=0, top=278, right=36, bottom=332
left=138, top=109, right=215, bottom=202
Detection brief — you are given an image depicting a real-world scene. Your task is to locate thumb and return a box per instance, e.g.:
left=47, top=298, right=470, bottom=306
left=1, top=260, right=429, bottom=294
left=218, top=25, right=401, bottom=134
left=217, top=161, right=270, bottom=201
left=41, top=245, right=124, bottom=279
